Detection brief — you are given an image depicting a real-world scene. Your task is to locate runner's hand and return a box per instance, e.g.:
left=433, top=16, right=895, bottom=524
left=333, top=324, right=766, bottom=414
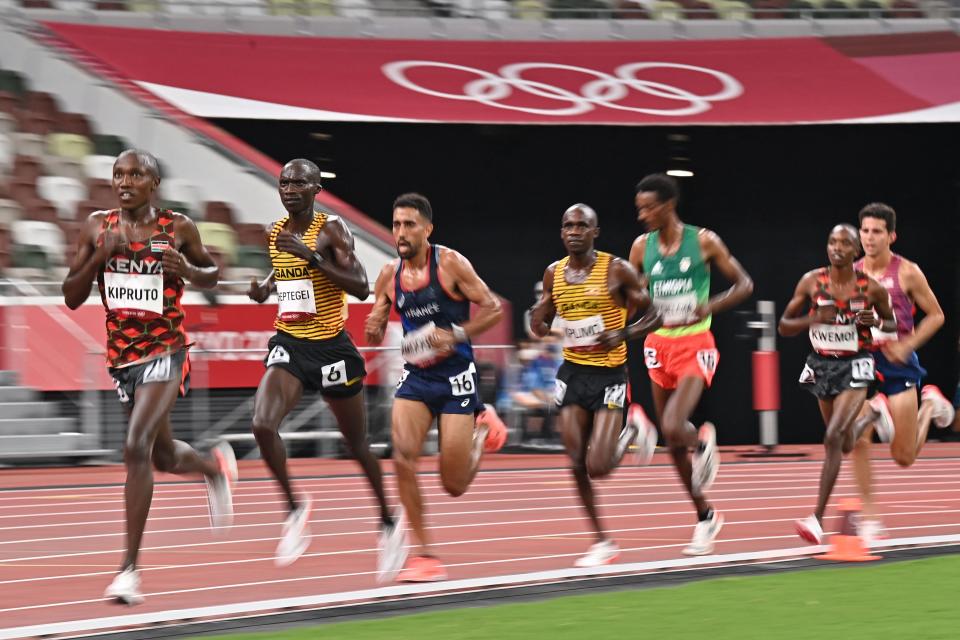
left=162, top=247, right=189, bottom=279
left=855, top=309, right=879, bottom=328
left=247, top=277, right=270, bottom=303
left=429, top=328, right=456, bottom=356
left=364, top=314, right=386, bottom=346
left=275, top=230, right=312, bottom=260
left=98, top=228, right=126, bottom=262
left=814, top=303, right=837, bottom=324
left=597, top=328, right=626, bottom=349
left=692, top=303, right=712, bottom=322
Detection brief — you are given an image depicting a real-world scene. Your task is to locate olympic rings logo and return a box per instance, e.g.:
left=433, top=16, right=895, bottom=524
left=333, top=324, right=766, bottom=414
left=381, top=61, right=743, bottom=117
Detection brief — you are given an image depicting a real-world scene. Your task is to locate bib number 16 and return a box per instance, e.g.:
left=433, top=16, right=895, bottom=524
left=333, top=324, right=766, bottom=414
left=449, top=367, right=476, bottom=397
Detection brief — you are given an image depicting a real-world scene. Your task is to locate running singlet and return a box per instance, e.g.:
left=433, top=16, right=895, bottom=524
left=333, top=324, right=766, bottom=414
left=96, top=209, right=186, bottom=368
left=854, top=253, right=913, bottom=343
left=394, top=244, right=474, bottom=374
left=269, top=213, right=346, bottom=340
left=552, top=251, right=627, bottom=368
left=643, top=224, right=711, bottom=337
left=808, top=267, right=875, bottom=357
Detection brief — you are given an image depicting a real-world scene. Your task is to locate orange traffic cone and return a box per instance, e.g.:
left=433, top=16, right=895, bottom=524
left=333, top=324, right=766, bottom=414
left=815, top=498, right=881, bottom=562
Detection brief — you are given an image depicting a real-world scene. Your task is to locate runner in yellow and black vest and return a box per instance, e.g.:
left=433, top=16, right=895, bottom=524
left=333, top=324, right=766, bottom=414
left=530, top=203, right=661, bottom=569
left=629, top=174, right=754, bottom=557
left=246, top=159, right=405, bottom=579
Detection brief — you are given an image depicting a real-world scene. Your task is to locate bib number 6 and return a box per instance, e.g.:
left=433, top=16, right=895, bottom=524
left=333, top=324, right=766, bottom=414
left=321, top=360, right=347, bottom=388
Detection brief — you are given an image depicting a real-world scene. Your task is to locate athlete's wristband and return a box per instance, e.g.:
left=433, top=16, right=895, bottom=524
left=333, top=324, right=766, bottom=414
left=308, top=252, right=325, bottom=270
left=451, top=324, right=469, bottom=343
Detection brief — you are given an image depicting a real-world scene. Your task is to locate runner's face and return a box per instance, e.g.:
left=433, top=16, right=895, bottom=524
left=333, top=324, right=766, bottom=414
left=635, top=191, right=670, bottom=230
left=859, top=216, right=893, bottom=258
left=112, top=155, right=158, bottom=210
left=827, top=226, right=859, bottom=267
left=560, top=208, right=597, bottom=255
left=393, top=207, right=432, bottom=259
left=278, top=165, right=320, bottom=215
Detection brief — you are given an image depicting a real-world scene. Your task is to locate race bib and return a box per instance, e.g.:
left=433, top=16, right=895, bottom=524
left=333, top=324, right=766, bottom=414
left=103, top=272, right=163, bottom=318
left=401, top=322, right=440, bottom=366
left=276, top=279, right=317, bottom=322
left=554, top=379, right=568, bottom=406
left=603, top=383, right=626, bottom=409
left=653, top=293, right=698, bottom=327
left=449, top=363, right=477, bottom=397
left=562, top=315, right=605, bottom=350
left=809, top=323, right=858, bottom=354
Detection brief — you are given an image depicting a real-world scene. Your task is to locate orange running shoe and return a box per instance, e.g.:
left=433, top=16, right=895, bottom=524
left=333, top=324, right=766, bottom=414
left=477, top=404, right=507, bottom=453
left=397, top=555, right=447, bottom=582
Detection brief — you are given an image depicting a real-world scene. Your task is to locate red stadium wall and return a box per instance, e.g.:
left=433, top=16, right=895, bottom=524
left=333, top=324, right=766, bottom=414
left=6, top=300, right=512, bottom=392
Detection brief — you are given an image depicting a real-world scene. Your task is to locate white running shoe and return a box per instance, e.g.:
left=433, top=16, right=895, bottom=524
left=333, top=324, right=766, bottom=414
left=683, top=511, right=724, bottom=556
left=627, top=404, right=658, bottom=466
left=574, top=540, right=620, bottom=568
left=796, top=514, right=823, bottom=545
left=692, top=422, right=719, bottom=495
left=376, top=507, right=409, bottom=584
left=104, top=568, right=143, bottom=605
left=857, top=517, right=886, bottom=549
left=922, top=385, right=956, bottom=429
left=869, top=394, right=895, bottom=444
left=205, top=441, right=237, bottom=531
left=276, top=497, right=312, bottom=567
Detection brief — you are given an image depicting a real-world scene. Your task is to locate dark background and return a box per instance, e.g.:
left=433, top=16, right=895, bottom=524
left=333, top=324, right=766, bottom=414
left=214, top=119, right=960, bottom=445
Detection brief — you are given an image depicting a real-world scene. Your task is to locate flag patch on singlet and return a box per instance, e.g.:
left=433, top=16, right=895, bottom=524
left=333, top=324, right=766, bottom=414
left=150, top=240, right=170, bottom=252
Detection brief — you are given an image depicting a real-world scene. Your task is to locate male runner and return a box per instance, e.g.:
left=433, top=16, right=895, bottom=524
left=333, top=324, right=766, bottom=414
left=247, top=159, right=405, bottom=579
left=779, top=224, right=895, bottom=544
left=850, top=203, right=954, bottom=543
left=529, top=204, right=661, bottom=567
left=629, top=173, right=753, bottom=556
left=365, top=193, right=507, bottom=582
left=62, top=149, right=236, bottom=605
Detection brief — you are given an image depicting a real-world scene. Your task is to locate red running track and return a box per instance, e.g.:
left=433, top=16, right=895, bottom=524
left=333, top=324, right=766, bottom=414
left=0, top=444, right=958, bottom=635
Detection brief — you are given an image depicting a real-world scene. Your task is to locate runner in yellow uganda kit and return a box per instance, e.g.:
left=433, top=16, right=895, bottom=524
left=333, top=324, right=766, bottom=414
left=530, top=204, right=661, bottom=568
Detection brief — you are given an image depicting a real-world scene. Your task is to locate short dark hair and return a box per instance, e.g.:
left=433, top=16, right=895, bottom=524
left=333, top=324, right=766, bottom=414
left=858, top=202, right=896, bottom=233
left=116, top=149, right=161, bottom=180
left=635, top=173, right=679, bottom=204
left=393, top=192, right=433, bottom=221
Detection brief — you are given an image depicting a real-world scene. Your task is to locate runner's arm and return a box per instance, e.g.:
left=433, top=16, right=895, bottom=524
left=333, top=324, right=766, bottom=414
left=529, top=264, right=558, bottom=339
left=701, top=229, right=753, bottom=315
left=864, top=277, right=897, bottom=333
left=778, top=272, right=820, bottom=336
left=364, top=261, right=396, bottom=346
left=167, top=215, right=219, bottom=289
left=899, top=262, right=944, bottom=352
left=609, top=258, right=662, bottom=343
left=443, top=249, right=503, bottom=340
left=628, top=234, right=649, bottom=289
left=62, top=213, right=110, bottom=310
left=312, top=216, right=370, bottom=300
left=247, top=270, right=276, bottom=303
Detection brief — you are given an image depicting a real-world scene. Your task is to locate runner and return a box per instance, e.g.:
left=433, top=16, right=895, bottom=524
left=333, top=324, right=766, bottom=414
left=529, top=203, right=661, bottom=567
left=628, top=173, right=754, bottom=556
left=850, top=203, right=954, bottom=544
left=62, top=149, right=236, bottom=605
left=778, top=224, right=895, bottom=544
left=365, top=192, right=507, bottom=582
left=247, top=159, right=406, bottom=579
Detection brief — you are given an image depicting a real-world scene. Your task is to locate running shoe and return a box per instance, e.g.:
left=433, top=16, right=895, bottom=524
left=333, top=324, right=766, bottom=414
left=922, top=385, right=956, bottom=429
left=205, top=441, right=237, bottom=531
left=376, top=507, right=409, bottom=584
left=275, top=497, right=312, bottom=567
left=574, top=539, right=620, bottom=568
left=397, top=555, right=447, bottom=582
left=857, top=517, right=887, bottom=549
left=691, top=422, right=719, bottom=495
left=796, top=514, right=823, bottom=545
left=683, top=511, right=724, bottom=556
left=104, top=568, right=143, bottom=605
left=627, top=403, right=658, bottom=466
left=477, top=404, right=507, bottom=453
left=869, top=393, right=895, bottom=444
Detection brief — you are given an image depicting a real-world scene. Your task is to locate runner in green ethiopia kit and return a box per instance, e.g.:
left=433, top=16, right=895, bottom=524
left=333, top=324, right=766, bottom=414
left=628, top=174, right=754, bottom=556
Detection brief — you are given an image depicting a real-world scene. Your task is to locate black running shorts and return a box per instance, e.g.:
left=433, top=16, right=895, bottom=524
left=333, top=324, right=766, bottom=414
left=264, top=330, right=366, bottom=398
left=798, top=351, right=877, bottom=400
left=554, top=361, right=628, bottom=412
